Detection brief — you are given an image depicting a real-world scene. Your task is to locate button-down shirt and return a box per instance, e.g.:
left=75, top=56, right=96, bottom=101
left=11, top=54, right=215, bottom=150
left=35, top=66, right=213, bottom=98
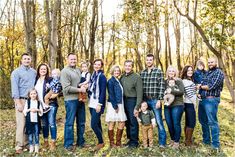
left=200, top=67, right=224, bottom=98
left=140, top=67, right=165, bottom=100
left=11, top=65, right=36, bottom=99
left=50, top=78, right=62, bottom=93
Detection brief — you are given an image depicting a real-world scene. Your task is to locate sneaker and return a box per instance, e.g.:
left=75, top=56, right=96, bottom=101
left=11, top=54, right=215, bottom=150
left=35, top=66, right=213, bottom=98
left=15, top=149, right=23, bottom=154
left=159, top=145, right=165, bottom=148
left=164, top=102, right=169, bottom=106
left=172, top=142, right=179, bottom=149
left=29, top=145, right=34, bottom=153
left=35, top=145, right=39, bottom=153
left=43, top=107, right=51, bottom=113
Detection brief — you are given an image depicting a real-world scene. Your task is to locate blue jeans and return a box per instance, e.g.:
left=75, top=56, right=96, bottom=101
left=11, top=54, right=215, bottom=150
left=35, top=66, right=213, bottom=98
left=146, top=98, right=166, bottom=146
left=89, top=108, right=103, bottom=144
left=198, top=97, right=220, bottom=148
left=124, top=97, right=139, bottom=146
left=41, top=102, right=58, bottom=140
left=64, top=100, right=86, bottom=148
left=184, top=103, right=196, bottom=128
left=28, top=123, right=39, bottom=145
left=164, top=105, right=184, bottom=143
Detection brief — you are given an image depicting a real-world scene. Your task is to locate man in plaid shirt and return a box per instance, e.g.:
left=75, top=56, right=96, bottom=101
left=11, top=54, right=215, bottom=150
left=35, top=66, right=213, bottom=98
left=198, top=57, right=224, bottom=150
left=140, top=54, right=166, bottom=147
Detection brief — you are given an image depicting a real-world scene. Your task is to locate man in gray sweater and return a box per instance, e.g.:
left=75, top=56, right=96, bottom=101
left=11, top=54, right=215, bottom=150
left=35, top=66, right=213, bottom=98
left=60, top=53, right=86, bottom=151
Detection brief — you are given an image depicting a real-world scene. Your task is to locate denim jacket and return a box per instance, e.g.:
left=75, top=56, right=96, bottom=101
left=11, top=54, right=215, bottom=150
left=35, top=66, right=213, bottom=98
left=107, top=76, right=123, bottom=110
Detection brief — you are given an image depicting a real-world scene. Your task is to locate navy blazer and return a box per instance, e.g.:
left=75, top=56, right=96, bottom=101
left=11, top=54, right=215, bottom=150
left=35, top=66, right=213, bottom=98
left=97, top=73, right=107, bottom=114
left=107, top=76, right=123, bottom=110
left=35, top=77, right=57, bottom=104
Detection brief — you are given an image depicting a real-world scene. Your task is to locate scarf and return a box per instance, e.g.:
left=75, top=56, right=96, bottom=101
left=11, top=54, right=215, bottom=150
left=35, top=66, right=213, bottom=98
left=89, top=70, right=103, bottom=99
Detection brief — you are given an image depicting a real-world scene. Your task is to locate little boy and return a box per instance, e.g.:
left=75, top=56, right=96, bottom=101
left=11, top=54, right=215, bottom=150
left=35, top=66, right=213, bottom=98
left=164, top=78, right=179, bottom=106
left=138, top=101, right=156, bottom=148
left=44, top=69, right=62, bottom=113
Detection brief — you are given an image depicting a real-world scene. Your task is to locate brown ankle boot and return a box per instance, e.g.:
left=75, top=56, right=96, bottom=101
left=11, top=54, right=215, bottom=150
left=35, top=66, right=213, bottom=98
left=116, top=129, right=123, bottom=147
left=185, top=127, right=194, bottom=146
left=108, top=130, right=116, bottom=147
left=43, top=140, right=49, bottom=148
left=50, top=141, right=56, bottom=151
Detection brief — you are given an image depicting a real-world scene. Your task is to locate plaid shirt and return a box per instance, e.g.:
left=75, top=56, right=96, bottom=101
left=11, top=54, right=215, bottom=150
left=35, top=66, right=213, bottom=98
left=140, top=67, right=165, bottom=100
left=199, top=67, right=224, bottom=98
left=50, top=79, right=62, bottom=94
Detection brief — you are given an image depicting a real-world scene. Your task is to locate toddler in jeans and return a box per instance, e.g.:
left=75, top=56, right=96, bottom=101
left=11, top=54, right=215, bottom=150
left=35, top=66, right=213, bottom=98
left=164, top=78, right=179, bottom=106
left=44, top=69, right=62, bottom=113
left=23, top=88, right=43, bottom=153
left=138, top=102, right=156, bottom=148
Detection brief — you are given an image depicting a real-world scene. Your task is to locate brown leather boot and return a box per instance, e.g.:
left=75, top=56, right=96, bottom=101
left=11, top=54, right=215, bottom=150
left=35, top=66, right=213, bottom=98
left=50, top=141, right=56, bottom=151
left=185, top=127, right=194, bottom=146
left=116, top=129, right=123, bottom=147
left=108, top=130, right=116, bottom=147
left=43, top=140, right=49, bottom=148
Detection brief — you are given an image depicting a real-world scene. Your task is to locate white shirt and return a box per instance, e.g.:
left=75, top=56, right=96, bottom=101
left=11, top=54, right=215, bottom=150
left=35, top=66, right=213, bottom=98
left=23, top=100, right=43, bottom=122
left=35, top=79, right=46, bottom=106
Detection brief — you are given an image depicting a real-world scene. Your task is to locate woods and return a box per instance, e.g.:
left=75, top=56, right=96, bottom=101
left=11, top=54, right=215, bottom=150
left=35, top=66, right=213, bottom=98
left=0, top=0, right=234, bottom=108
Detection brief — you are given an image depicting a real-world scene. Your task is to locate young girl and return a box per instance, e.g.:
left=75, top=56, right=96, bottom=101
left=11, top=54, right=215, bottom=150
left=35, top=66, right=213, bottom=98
left=78, top=61, right=91, bottom=102
left=23, top=88, right=43, bottom=153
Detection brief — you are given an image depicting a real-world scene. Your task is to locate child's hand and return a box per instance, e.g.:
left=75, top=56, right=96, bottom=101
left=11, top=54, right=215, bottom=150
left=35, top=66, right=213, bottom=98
left=31, top=108, right=37, bottom=113
left=152, top=123, right=156, bottom=128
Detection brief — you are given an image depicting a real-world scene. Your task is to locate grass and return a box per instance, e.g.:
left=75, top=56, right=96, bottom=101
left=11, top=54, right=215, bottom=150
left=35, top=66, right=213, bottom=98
left=0, top=89, right=234, bottom=157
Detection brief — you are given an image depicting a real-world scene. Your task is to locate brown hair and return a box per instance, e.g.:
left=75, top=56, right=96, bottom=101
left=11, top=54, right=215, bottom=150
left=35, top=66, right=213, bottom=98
left=146, top=54, right=154, bottom=59
left=181, top=65, right=194, bottom=80
left=93, top=59, right=104, bottom=68
left=36, top=63, right=50, bottom=80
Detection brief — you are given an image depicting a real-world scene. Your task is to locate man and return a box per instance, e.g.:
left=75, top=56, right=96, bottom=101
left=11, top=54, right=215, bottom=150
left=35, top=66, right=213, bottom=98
left=11, top=53, right=37, bottom=154
left=198, top=56, right=224, bottom=150
left=60, top=53, right=86, bottom=151
left=140, top=54, right=166, bottom=147
left=120, top=60, right=143, bottom=148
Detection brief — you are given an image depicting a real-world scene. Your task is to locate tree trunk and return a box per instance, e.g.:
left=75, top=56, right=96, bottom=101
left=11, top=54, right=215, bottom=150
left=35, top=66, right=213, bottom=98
left=21, top=0, right=37, bottom=68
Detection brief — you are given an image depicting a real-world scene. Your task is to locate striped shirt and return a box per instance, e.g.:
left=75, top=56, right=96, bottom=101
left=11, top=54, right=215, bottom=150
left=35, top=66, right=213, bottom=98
left=199, top=67, right=224, bottom=98
left=140, top=67, right=165, bottom=100
left=182, top=79, right=197, bottom=105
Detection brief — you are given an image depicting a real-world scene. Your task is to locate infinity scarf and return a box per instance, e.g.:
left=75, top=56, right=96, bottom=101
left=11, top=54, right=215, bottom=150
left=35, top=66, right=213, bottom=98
left=89, top=70, right=103, bottom=99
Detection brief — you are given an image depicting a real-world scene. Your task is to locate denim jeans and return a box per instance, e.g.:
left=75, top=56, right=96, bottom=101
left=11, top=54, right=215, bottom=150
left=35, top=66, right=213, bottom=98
left=164, top=105, right=184, bottom=143
left=124, top=97, right=139, bottom=146
left=41, top=102, right=58, bottom=140
left=28, top=123, right=39, bottom=146
left=146, top=98, right=166, bottom=146
left=89, top=108, right=103, bottom=144
left=198, top=97, right=220, bottom=148
left=184, top=103, right=196, bottom=128
left=64, top=100, right=86, bottom=148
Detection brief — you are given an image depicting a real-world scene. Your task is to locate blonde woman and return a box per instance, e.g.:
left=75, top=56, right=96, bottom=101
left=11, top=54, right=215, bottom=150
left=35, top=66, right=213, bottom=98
left=164, top=66, right=184, bottom=148
left=105, top=65, right=127, bottom=147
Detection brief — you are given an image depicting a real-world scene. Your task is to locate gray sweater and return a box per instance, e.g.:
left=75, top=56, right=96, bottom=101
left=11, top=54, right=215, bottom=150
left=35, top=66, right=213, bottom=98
left=60, top=66, right=81, bottom=100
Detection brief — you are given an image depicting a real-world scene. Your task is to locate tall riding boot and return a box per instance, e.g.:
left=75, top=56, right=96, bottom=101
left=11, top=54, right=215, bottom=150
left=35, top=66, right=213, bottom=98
left=185, top=127, right=194, bottom=146
left=116, top=129, right=124, bottom=147
left=108, top=130, right=116, bottom=147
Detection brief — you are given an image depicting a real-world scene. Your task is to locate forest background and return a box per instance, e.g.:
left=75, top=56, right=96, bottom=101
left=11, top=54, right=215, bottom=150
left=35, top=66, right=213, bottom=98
left=0, top=0, right=234, bottom=156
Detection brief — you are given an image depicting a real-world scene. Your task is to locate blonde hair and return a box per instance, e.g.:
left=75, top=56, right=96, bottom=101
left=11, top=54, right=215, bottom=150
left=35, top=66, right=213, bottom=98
left=196, top=60, right=205, bottom=68
left=166, top=65, right=179, bottom=79
left=110, top=65, right=121, bottom=75
left=28, top=88, right=39, bottom=100
left=52, top=68, right=61, bottom=76
left=81, top=61, right=90, bottom=68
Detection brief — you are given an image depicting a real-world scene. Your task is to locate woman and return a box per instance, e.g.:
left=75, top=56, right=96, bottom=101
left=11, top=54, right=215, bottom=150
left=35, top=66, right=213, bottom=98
left=88, top=59, right=107, bottom=151
left=35, top=63, right=58, bottom=151
left=181, top=65, right=197, bottom=146
left=164, top=66, right=184, bottom=148
left=105, top=65, right=127, bottom=147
